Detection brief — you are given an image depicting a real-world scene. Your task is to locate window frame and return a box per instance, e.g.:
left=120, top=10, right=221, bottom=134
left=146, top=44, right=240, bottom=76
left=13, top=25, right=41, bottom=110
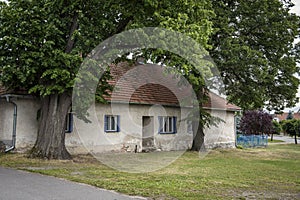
left=104, top=115, right=120, bottom=133
left=158, top=116, right=177, bottom=134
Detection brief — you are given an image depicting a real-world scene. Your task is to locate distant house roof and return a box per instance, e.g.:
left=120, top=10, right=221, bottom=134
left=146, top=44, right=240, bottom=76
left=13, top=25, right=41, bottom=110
left=105, top=63, right=241, bottom=111
left=274, top=112, right=300, bottom=121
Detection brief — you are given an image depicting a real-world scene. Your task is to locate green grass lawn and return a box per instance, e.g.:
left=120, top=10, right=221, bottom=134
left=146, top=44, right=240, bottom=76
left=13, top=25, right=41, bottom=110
left=268, top=138, right=285, bottom=143
left=1, top=144, right=299, bottom=200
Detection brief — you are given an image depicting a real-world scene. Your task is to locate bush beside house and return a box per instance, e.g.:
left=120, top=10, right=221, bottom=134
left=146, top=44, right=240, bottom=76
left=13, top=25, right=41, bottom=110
left=239, top=110, right=273, bottom=135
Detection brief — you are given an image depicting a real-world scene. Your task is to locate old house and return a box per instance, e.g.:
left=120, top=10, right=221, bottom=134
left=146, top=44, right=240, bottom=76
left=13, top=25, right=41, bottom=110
left=0, top=64, right=240, bottom=154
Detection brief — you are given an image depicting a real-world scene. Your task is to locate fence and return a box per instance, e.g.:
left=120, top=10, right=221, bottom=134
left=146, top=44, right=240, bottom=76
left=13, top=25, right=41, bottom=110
left=236, top=134, right=268, bottom=148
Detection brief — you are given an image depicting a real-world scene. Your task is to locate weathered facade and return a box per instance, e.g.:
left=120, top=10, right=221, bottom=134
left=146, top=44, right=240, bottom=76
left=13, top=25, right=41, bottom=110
left=0, top=96, right=39, bottom=151
left=0, top=64, right=240, bottom=153
left=0, top=94, right=239, bottom=153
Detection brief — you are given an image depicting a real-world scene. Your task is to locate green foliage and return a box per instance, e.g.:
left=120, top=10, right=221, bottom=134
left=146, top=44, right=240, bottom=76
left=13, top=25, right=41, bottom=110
left=2, top=0, right=299, bottom=116
left=0, top=0, right=217, bottom=129
left=0, top=0, right=214, bottom=103
left=281, top=119, right=300, bottom=137
left=210, top=0, right=300, bottom=110
left=0, top=0, right=82, bottom=96
left=272, top=120, right=282, bottom=135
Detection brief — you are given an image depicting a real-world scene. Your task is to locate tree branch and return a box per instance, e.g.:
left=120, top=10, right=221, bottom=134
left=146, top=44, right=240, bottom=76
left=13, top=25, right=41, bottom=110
left=65, top=12, right=79, bottom=53
left=114, top=16, right=134, bottom=35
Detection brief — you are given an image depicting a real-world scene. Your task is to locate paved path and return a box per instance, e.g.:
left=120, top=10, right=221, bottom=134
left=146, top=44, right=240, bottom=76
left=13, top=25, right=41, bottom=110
left=0, top=167, right=146, bottom=200
left=271, top=135, right=300, bottom=144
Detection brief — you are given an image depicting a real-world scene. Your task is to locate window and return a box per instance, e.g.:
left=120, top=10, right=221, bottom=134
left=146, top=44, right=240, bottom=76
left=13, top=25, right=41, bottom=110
left=65, top=113, right=73, bottom=133
left=104, top=115, right=120, bottom=132
left=158, top=116, right=177, bottom=134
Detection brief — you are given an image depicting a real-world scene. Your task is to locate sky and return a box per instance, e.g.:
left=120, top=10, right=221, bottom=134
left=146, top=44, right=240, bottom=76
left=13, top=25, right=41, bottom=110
left=291, top=0, right=300, bottom=15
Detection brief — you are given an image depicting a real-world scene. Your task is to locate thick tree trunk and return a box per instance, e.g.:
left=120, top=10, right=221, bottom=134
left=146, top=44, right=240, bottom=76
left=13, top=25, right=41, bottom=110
left=191, top=87, right=207, bottom=152
left=30, top=92, right=72, bottom=159
left=191, top=86, right=206, bottom=152
left=191, top=120, right=206, bottom=151
left=295, top=134, right=298, bottom=145
left=271, top=133, right=273, bottom=141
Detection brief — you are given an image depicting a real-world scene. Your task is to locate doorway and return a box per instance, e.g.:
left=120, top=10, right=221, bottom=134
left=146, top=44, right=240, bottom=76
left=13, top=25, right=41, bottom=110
left=142, top=116, right=155, bottom=151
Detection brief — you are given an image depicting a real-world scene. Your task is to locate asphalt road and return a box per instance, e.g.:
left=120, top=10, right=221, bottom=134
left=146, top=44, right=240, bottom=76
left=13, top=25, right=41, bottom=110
left=0, top=167, right=146, bottom=200
left=272, top=135, right=300, bottom=143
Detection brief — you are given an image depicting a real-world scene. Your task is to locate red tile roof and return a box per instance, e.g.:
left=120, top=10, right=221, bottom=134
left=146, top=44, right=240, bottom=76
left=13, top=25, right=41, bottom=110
left=106, top=63, right=188, bottom=106
left=130, top=83, right=179, bottom=105
left=204, top=92, right=241, bottom=111
left=105, top=63, right=241, bottom=111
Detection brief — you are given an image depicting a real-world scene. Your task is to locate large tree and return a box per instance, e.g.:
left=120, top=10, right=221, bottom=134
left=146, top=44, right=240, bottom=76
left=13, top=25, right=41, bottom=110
left=0, top=0, right=214, bottom=158
left=210, top=0, right=300, bottom=111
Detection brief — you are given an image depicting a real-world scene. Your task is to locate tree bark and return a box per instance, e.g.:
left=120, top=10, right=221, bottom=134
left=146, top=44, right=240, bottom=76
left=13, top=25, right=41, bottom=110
left=65, top=12, right=79, bottom=54
left=191, top=120, right=206, bottom=151
left=30, top=92, right=72, bottom=159
left=191, top=87, right=207, bottom=152
left=295, top=134, right=298, bottom=145
left=271, top=133, right=273, bottom=141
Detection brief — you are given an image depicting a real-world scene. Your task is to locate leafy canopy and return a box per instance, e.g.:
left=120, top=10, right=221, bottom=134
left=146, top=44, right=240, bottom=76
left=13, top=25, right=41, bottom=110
left=210, top=0, right=300, bottom=111
left=0, top=0, right=214, bottom=99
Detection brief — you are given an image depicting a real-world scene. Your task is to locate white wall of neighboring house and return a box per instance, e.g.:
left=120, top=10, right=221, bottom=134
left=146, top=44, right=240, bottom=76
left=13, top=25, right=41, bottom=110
left=0, top=98, right=40, bottom=150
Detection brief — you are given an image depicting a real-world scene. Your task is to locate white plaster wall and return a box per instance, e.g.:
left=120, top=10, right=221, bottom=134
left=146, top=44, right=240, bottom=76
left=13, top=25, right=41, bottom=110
left=0, top=98, right=39, bottom=150
left=0, top=100, right=14, bottom=142
left=204, top=110, right=236, bottom=148
left=69, top=103, right=193, bottom=153
left=1, top=99, right=237, bottom=153
left=70, top=107, right=237, bottom=153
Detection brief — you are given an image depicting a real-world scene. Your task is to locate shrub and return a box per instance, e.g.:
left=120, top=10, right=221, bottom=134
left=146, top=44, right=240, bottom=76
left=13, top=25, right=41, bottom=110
left=272, top=120, right=282, bottom=134
left=270, top=120, right=282, bottom=141
left=239, top=110, right=273, bottom=135
left=281, top=119, right=300, bottom=144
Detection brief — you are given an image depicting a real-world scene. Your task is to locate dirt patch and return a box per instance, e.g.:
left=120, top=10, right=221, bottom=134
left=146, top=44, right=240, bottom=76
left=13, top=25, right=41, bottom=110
left=72, top=154, right=100, bottom=164
left=0, top=141, right=6, bottom=153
